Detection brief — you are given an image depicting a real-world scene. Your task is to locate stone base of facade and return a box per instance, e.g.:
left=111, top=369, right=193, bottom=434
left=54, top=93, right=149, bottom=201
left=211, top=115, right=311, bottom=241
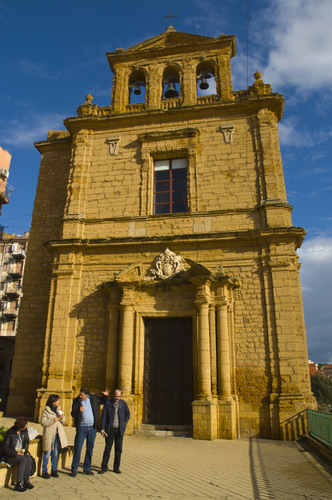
left=218, top=396, right=239, bottom=439
left=192, top=399, right=218, bottom=440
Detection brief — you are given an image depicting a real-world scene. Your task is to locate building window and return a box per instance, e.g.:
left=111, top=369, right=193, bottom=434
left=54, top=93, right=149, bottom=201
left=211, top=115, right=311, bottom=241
left=154, top=158, right=187, bottom=214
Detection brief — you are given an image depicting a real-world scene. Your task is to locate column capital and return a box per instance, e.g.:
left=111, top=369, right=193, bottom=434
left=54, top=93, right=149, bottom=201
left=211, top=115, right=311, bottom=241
left=120, top=287, right=135, bottom=307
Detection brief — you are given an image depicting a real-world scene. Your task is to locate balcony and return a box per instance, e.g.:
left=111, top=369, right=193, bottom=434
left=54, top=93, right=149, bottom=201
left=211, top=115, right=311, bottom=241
left=5, top=283, right=21, bottom=298
left=0, top=189, right=9, bottom=205
left=11, top=248, right=26, bottom=259
left=0, top=182, right=15, bottom=205
left=2, top=307, right=17, bottom=319
left=8, top=271, right=22, bottom=279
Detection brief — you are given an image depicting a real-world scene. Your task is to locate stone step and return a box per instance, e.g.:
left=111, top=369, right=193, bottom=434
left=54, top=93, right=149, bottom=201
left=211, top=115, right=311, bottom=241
left=134, top=424, right=192, bottom=437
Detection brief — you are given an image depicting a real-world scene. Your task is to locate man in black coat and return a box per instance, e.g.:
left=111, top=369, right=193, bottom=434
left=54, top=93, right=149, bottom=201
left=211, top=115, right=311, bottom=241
left=70, top=387, right=109, bottom=476
left=98, top=389, right=130, bottom=474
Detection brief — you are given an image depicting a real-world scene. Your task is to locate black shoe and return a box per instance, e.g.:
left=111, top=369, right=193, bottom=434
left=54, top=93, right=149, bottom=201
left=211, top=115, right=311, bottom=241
left=14, top=482, right=27, bottom=492
left=42, top=472, right=51, bottom=479
left=83, top=470, right=94, bottom=475
left=51, top=471, right=59, bottom=478
left=69, top=471, right=77, bottom=477
left=113, top=469, right=122, bottom=474
left=23, top=481, right=34, bottom=489
left=98, top=468, right=108, bottom=474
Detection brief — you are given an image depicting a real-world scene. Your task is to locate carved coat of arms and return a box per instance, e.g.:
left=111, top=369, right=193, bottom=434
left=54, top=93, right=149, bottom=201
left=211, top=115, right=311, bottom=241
left=149, top=248, right=183, bottom=280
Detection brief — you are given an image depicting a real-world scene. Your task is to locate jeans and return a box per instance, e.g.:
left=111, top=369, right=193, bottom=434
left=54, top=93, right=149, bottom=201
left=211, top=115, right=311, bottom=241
left=42, top=432, right=59, bottom=473
left=71, top=426, right=96, bottom=473
left=101, top=428, right=123, bottom=471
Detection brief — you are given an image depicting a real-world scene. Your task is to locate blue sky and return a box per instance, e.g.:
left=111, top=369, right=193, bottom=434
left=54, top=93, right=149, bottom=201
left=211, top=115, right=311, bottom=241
left=1, top=0, right=331, bottom=363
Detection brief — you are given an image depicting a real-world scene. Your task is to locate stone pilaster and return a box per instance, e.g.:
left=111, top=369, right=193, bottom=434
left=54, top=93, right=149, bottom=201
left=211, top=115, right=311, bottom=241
left=106, top=304, right=120, bottom=392
left=118, top=288, right=135, bottom=396
left=182, top=59, right=196, bottom=106
left=111, top=65, right=130, bottom=113
left=216, top=54, right=234, bottom=100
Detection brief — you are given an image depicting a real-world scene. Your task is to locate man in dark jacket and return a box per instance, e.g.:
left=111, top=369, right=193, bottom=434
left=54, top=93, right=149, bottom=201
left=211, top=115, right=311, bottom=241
left=98, top=389, right=130, bottom=474
left=70, top=387, right=109, bottom=476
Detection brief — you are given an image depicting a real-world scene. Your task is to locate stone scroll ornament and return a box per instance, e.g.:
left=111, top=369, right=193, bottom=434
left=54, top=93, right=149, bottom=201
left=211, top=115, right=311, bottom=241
left=149, top=248, right=184, bottom=280
left=106, top=136, right=121, bottom=156
left=220, top=124, right=234, bottom=144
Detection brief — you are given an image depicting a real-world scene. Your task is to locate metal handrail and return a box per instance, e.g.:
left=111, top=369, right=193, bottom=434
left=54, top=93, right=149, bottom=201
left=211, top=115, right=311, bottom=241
left=307, top=409, right=332, bottom=449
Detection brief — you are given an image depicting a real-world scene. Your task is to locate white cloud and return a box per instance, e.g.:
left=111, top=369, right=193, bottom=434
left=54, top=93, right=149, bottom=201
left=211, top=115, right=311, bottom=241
left=17, top=60, right=57, bottom=80
left=298, top=236, right=332, bottom=363
left=0, top=112, right=65, bottom=148
left=278, top=117, right=332, bottom=148
left=260, top=0, right=332, bottom=93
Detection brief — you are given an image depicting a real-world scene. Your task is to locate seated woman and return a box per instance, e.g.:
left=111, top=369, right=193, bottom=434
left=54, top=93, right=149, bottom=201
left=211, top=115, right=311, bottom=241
left=0, top=416, right=34, bottom=492
left=41, top=394, right=68, bottom=478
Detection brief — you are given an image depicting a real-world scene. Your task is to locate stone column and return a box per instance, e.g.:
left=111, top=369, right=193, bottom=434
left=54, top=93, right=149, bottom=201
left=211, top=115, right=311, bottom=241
left=216, top=293, right=238, bottom=439
left=192, top=278, right=217, bottom=440
left=216, top=298, right=231, bottom=396
left=195, top=299, right=212, bottom=399
left=209, top=304, right=217, bottom=396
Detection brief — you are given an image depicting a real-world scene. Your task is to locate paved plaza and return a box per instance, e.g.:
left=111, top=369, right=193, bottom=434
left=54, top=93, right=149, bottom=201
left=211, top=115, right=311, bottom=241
left=2, top=430, right=332, bottom=500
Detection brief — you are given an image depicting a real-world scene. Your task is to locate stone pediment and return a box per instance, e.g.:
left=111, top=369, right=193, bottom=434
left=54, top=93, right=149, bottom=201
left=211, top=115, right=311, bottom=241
left=125, top=29, right=218, bottom=52
left=106, top=28, right=235, bottom=59
left=112, top=262, right=144, bottom=282
left=104, top=251, right=239, bottom=289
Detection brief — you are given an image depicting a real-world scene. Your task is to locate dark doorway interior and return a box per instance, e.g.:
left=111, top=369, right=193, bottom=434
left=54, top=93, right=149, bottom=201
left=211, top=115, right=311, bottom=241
left=143, top=317, right=193, bottom=425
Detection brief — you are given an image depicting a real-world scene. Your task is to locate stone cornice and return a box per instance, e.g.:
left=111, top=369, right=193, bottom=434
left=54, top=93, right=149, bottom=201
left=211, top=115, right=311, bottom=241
left=44, top=227, right=306, bottom=253
left=34, top=136, right=71, bottom=153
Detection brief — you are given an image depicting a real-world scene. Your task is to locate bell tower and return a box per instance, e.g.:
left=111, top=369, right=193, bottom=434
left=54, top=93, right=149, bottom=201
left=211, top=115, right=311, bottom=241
left=107, top=26, right=235, bottom=113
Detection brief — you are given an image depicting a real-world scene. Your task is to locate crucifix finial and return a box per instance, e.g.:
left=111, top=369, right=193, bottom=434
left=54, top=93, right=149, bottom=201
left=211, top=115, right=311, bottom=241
left=163, top=11, right=178, bottom=27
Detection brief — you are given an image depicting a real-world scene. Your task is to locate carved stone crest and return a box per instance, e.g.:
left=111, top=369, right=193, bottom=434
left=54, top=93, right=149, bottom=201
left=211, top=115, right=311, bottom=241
left=149, top=248, right=184, bottom=280
left=106, top=136, right=121, bottom=155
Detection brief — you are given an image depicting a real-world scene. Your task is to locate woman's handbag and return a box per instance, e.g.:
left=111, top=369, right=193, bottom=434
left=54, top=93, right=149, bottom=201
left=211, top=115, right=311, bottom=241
left=26, top=453, right=36, bottom=476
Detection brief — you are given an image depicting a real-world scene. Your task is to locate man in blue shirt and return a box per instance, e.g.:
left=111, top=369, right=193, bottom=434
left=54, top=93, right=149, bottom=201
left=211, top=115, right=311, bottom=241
left=70, top=387, right=109, bottom=476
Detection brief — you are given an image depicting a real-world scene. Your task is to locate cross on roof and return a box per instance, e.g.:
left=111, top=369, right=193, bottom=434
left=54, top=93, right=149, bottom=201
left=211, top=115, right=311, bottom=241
left=163, top=11, right=178, bottom=26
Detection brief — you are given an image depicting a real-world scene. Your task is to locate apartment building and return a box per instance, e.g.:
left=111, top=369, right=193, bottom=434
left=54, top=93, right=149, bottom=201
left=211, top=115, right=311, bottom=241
left=0, top=146, right=12, bottom=216
left=0, top=232, right=28, bottom=413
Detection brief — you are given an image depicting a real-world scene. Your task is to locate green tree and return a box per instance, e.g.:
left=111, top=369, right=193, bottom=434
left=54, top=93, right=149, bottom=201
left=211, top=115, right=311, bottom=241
left=311, top=374, right=332, bottom=405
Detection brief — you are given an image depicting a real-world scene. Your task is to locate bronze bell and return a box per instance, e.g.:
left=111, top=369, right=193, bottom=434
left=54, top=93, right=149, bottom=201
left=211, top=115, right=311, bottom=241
left=164, top=82, right=179, bottom=99
left=134, top=85, right=141, bottom=95
left=199, top=77, right=209, bottom=90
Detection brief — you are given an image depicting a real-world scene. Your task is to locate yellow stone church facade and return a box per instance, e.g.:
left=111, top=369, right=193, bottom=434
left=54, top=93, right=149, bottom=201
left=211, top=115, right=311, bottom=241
left=7, top=28, right=315, bottom=439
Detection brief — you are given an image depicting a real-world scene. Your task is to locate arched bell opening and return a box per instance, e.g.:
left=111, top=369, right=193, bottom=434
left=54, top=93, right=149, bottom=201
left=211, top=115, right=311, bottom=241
left=162, top=65, right=181, bottom=100
left=196, top=61, right=216, bottom=97
left=128, top=68, right=146, bottom=105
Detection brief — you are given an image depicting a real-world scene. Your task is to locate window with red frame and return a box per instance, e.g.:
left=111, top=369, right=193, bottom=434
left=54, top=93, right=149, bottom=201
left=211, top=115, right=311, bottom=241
left=153, top=158, right=187, bottom=214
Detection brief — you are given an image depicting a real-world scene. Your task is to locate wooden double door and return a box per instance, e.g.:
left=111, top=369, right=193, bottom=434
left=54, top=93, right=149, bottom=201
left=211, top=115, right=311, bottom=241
left=143, top=317, right=193, bottom=425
